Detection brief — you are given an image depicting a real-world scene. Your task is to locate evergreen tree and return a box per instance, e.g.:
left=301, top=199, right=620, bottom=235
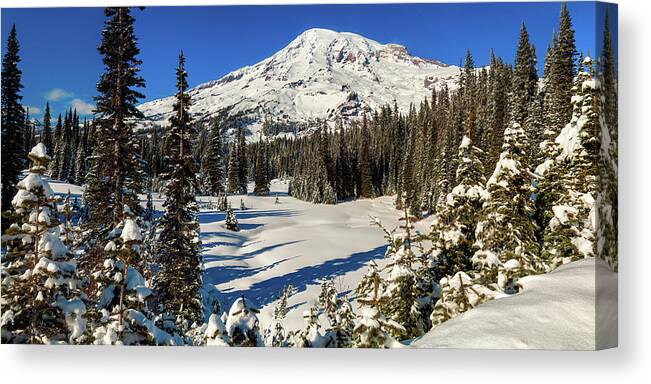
left=155, top=52, right=203, bottom=328
left=49, top=114, right=63, bottom=180
left=264, top=284, right=294, bottom=347
left=352, top=306, right=404, bottom=348
left=429, top=270, right=498, bottom=328
left=201, top=117, right=226, bottom=196
left=225, top=297, right=261, bottom=347
left=253, top=140, right=270, bottom=196
left=225, top=205, right=239, bottom=231
left=41, top=102, right=53, bottom=155
left=473, top=123, right=539, bottom=292
left=598, top=10, right=618, bottom=271
left=88, top=7, right=146, bottom=231
left=511, top=22, right=538, bottom=126
left=1, top=144, right=87, bottom=344
left=1, top=25, right=26, bottom=213
left=428, top=135, right=486, bottom=278
left=91, top=204, right=172, bottom=345
left=295, top=305, right=328, bottom=348
left=542, top=57, right=599, bottom=268
left=357, top=116, right=374, bottom=198
left=74, top=141, right=88, bottom=185
left=226, top=142, right=239, bottom=194
left=375, top=206, right=425, bottom=339
left=237, top=126, right=248, bottom=194
left=545, top=3, right=577, bottom=134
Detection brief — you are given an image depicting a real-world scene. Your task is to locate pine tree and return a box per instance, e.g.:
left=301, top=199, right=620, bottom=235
left=225, top=297, right=261, bottom=347
left=352, top=307, right=404, bottom=348
left=545, top=3, right=577, bottom=135
left=429, top=270, right=499, bottom=328
left=237, top=126, right=248, bottom=194
left=264, top=284, right=294, bottom=347
left=1, top=25, right=26, bottom=213
left=357, top=116, right=374, bottom=198
left=473, top=123, right=539, bottom=292
left=295, top=305, right=328, bottom=348
left=41, top=102, right=53, bottom=155
left=49, top=114, right=63, bottom=180
left=379, top=207, right=425, bottom=339
left=155, top=52, right=203, bottom=329
left=89, top=7, right=146, bottom=230
left=428, top=135, right=486, bottom=278
left=511, top=22, right=538, bottom=126
left=1, top=144, right=87, bottom=344
left=91, top=204, right=172, bottom=345
left=226, top=142, right=239, bottom=194
left=598, top=10, right=618, bottom=271
left=225, top=205, right=239, bottom=231
left=74, top=142, right=88, bottom=185
left=201, top=117, right=226, bottom=196
left=253, top=140, right=270, bottom=196
left=542, top=57, right=599, bottom=268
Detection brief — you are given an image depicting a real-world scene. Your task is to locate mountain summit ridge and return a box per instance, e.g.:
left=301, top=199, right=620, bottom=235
left=137, top=28, right=461, bottom=138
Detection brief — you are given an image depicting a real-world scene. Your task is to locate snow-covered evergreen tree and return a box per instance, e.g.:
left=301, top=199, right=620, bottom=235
left=264, top=284, right=294, bottom=347
left=430, top=271, right=501, bottom=328
left=473, top=122, right=539, bottom=292
left=203, top=312, right=229, bottom=346
left=327, top=294, right=355, bottom=348
left=352, top=306, right=404, bottom=348
left=295, top=305, right=329, bottom=348
left=541, top=57, right=599, bottom=268
left=1, top=144, right=87, bottom=344
left=225, top=205, right=239, bottom=232
left=428, top=135, right=486, bottom=279
left=374, top=208, right=426, bottom=339
left=225, top=297, right=261, bottom=347
left=90, top=204, right=172, bottom=345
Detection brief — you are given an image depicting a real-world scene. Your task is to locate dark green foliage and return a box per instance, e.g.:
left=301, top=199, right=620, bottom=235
left=1, top=25, right=26, bottom=212
left=201, top=117, right=226, bottom=196
left=155, top=53, right=203, bottom=327
left=253, top=140, right=270, bottom=196
left=87, top=7, right=146, bottom=231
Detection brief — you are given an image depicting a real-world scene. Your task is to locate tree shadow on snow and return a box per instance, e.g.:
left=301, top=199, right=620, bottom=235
left=214, top=244, right=386, bottom=309
left=202, top=240, right=302, bottom=263
left=204, top=256, right=298, bottom=288
left=199, top=209, right=299, bottom=225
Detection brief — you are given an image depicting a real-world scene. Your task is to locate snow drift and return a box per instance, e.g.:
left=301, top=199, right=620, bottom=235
left=410, top=258, right=617, bottom=350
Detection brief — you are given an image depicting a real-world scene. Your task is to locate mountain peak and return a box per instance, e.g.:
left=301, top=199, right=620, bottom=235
left=138, top=29, right=460, bottom=139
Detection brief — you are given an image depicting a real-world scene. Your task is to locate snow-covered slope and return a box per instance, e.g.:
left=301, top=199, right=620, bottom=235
left=410, top=258, right=618, bottom=350
left=138, top=28, right=460, bottom=138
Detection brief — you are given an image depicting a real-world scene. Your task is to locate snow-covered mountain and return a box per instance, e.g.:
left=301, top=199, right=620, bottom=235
left=137, top=28, right=461, bottom=138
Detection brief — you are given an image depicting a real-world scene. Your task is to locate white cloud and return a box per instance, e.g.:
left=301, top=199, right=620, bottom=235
left=45, top=88, right=73, bottom=101
left=69, top=98, right=95, bottom=115
left=23, top=105, right=42, bottom=115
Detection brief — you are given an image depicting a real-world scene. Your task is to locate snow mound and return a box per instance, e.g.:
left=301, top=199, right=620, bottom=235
left=411, top=258, right=617, bottom=350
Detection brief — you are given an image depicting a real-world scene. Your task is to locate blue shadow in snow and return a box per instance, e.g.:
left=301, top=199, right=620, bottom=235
left=203, top=240, right=302, bottom=262
left=205, top=256, right=297, bottom=288
left=199, top=209, right=299, bottom=225
left=215, top=244, right=386, bottom=309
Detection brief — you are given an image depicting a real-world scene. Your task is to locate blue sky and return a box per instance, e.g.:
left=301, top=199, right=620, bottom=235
left=1, top=2, right=617, bottom=119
